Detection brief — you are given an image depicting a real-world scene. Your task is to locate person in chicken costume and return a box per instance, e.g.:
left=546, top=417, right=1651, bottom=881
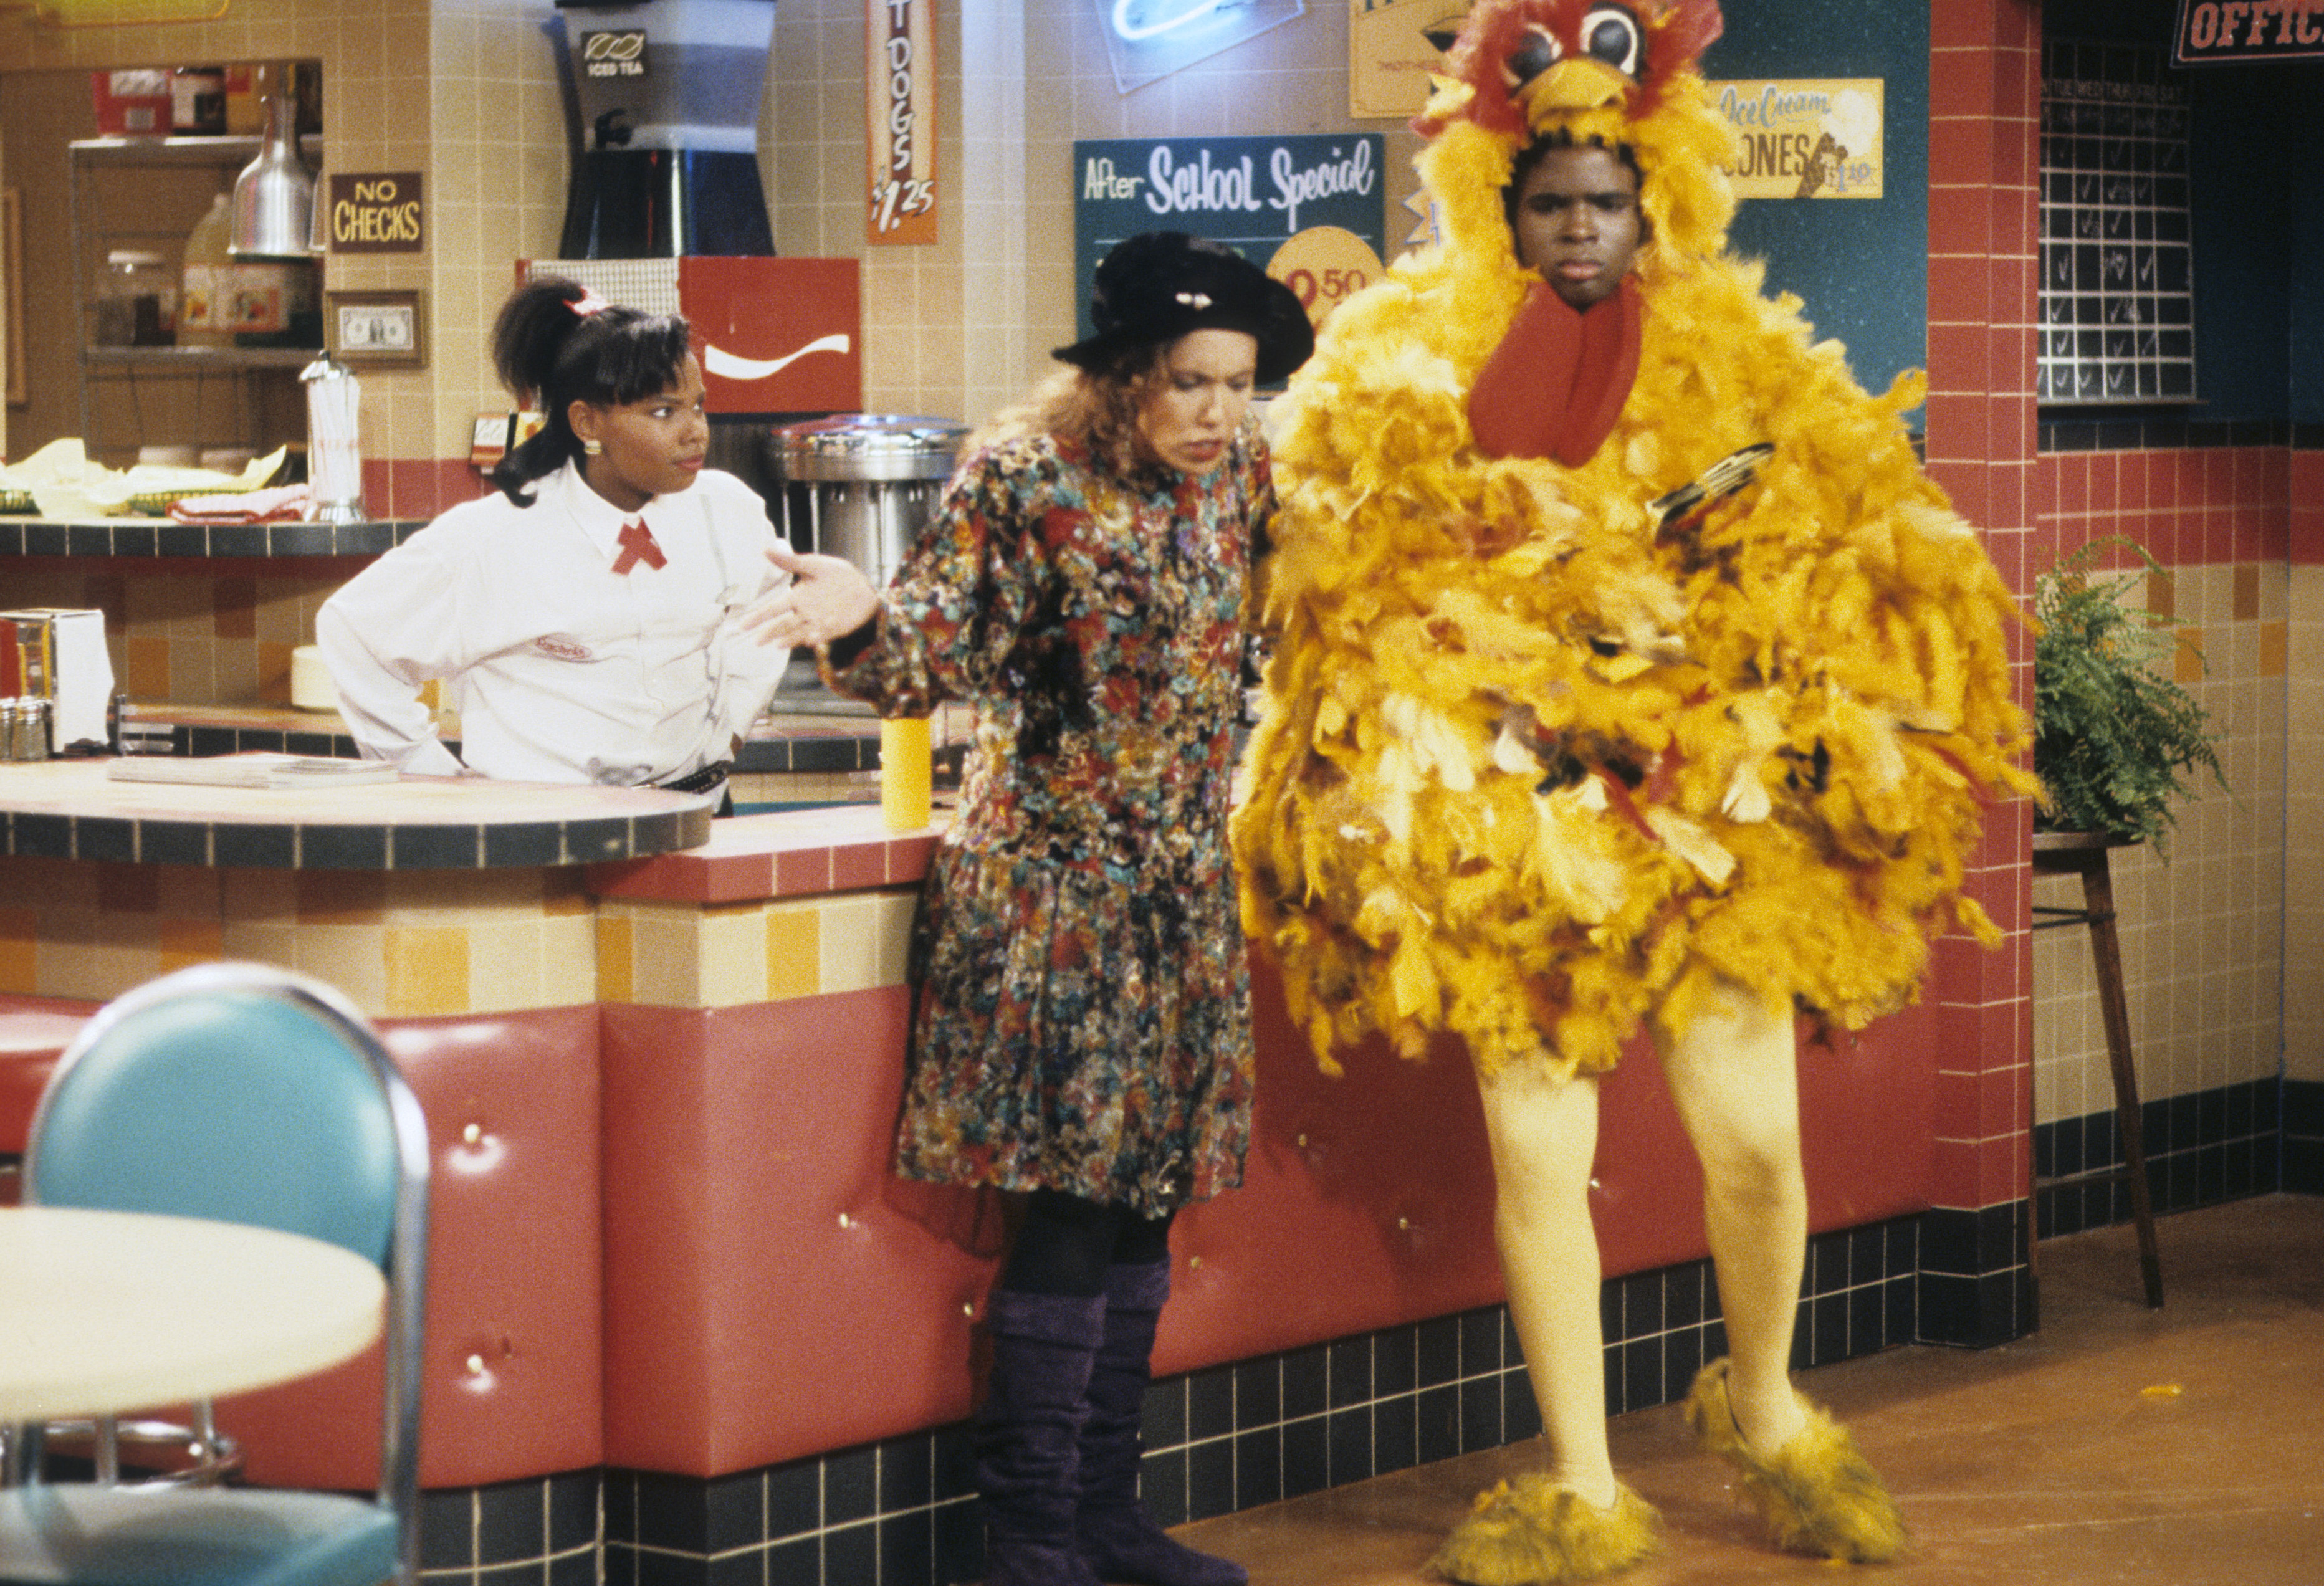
left=1233, top=0, right=2034, bottom=1579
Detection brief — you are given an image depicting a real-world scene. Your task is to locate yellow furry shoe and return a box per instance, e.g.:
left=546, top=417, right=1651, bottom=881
left=1426, top=1473, right=1659, bottom=1585
left=1681, top=1357, right=1907, bottom=1563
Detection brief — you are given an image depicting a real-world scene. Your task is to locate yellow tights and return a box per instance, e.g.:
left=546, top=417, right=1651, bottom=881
left=1474, top=976, right=1811, bottom=1509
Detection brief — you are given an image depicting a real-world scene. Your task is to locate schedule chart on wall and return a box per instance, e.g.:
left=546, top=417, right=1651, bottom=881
left=2037, top=41, right=2196, bottom=404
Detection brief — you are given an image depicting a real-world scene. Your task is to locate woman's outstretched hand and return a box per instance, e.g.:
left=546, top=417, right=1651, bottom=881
left=744, top=543, right=882, bottom=649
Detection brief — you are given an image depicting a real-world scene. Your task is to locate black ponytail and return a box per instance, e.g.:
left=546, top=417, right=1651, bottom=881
left=487, top=275, right=695, bottom=505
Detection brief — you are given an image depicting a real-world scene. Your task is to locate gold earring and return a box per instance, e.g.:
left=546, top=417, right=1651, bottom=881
left=583, top=438, right=603, bottom=456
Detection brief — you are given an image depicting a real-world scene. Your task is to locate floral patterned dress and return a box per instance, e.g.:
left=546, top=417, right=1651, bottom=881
left=826, top=424, right=1274, bottom=1216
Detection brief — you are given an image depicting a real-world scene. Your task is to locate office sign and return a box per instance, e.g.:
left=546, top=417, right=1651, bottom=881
left=1073, top=135, right=1387, bottom=348
left=2174, top=0, right=2324, bottom=62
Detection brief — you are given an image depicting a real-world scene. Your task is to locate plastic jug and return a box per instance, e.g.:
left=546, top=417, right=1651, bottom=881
left=178, top=191, right=234, bottom=349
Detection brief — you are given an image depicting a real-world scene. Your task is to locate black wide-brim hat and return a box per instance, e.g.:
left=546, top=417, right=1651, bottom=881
left=1053, top=231, right=1316, bottom=386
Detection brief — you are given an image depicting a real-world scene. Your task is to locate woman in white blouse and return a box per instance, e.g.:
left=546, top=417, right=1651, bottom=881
left=317, top=275, right=789, bottom=801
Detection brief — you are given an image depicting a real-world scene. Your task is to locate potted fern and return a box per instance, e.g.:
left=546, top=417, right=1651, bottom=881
left=2033, top=537, right=2228, bottom=856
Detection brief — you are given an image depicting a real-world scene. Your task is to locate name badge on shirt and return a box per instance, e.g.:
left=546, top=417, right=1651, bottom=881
left=534, top=636, right=595, bottom=662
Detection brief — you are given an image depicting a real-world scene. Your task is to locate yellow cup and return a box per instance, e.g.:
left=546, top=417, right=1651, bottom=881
left=881, top=716, right=932, bottom=830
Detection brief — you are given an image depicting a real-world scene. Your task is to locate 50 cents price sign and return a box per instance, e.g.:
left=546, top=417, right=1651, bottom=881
left=867, top=0, right=938, bottom=245
left=1265, top=227, right=1384, bottom=332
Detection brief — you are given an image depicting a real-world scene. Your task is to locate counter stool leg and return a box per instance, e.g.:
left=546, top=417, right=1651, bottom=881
left=2083, top=856, right=2164, bottom=1307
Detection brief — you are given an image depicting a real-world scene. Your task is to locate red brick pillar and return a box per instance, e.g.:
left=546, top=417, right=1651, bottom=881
left=1919, top=0, right=2041, bottom=1346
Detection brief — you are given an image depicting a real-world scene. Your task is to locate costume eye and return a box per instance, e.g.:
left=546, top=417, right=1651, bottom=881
left=1579, top=5, right=1642, bottom=77
left=1503, top=25, right=1561, bottom=89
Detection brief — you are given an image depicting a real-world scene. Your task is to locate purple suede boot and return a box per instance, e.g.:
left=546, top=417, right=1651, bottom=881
left=1075, top=1262, right=1248, bottom=1586
left=975, top=1289, right=1110, bottom=1586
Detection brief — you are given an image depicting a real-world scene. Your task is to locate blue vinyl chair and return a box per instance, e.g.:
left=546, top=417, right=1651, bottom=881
left=0, top=962, right=430, bottom=1586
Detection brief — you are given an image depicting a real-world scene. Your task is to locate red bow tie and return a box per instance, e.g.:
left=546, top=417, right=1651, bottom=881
left=612, top=519, right=667, bottom=575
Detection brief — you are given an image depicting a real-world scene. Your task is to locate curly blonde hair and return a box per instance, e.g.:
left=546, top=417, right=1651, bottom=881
left=967, top=348, right=1169, bottom=479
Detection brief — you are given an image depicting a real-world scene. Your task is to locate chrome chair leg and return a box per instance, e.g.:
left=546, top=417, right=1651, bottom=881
left=2, top=1422, right=44, bottom=1486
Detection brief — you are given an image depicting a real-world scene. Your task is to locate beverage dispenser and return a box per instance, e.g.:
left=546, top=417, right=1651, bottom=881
left=554, top=0, right=778, bottom=258
left=770, top=416, right=969, bottom=589
left=769, top=416, right=968, bottom=701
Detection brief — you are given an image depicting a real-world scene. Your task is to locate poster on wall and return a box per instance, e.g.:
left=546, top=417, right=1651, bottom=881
left=2174, top=0, right=2324, bottom=62
left=1074, top=136, right=1389, bottom=355
left=1097, top=0, right=1306, bottom=95
left=1711, top=80, right=1883, bottom=199
left=1347, top=0, right=1463, bottom=120
left=868, top=0, right=939, bottom=244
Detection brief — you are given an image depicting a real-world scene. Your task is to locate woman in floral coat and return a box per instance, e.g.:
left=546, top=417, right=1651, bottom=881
left=747, top=231, right=1311, bottom=1586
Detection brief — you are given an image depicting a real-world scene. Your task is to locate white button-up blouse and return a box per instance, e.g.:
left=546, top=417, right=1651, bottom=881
left=316, top=462, right=791, bottom=785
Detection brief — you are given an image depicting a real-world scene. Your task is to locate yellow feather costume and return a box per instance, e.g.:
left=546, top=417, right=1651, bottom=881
left=1233, top=50, right=2035, bottom=1082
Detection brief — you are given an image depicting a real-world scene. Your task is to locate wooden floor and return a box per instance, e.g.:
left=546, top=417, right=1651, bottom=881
left=1170, top=1193, right=2324, bottom=1585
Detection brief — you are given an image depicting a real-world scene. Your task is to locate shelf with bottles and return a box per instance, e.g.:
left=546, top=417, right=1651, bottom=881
left=67, top=74, right=323, bottom=461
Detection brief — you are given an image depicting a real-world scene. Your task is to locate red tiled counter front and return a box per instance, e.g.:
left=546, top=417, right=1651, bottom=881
left=4, top=791, right=1956, bottom=1489
left=0, top=996, right=607, bottom=1491
left=585, top=808, right=1944, bottom=1476
left=0, top=767, right=711, bottom=1491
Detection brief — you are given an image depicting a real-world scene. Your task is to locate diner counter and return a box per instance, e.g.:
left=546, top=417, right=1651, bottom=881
left=0, top=758, right=715, bottom=869
left=0, top=790, right=1942, bottom=1496
left=115, top=698, right=907, bottom=774
left=103, top=698, right=967, bottom=811
left=0, top=514, right=428, bottom=560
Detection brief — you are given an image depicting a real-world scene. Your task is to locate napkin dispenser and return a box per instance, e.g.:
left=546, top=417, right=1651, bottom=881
left=1, top=609, right=117, bottom=756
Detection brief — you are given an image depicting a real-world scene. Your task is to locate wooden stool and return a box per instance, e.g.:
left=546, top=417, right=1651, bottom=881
left=2030, top=829, right=2163, bottom=1307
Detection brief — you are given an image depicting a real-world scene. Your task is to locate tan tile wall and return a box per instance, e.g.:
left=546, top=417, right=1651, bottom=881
left=0, top=0, right=448, bottom=461
left=0, top=856, right=595, bottom=1015
left=4, top=557, right=345, bottom=707
left=416, top=0, right=568, bottom=462
left=2031, top=560, right=2290, bottom=1120
left=766, top=0, right=1421, bottom=426
left=2289, top=563, right=2324, bottom=1084
left=596, top=888, right=916, bottom=1009
left=0, top=852, right=914, bottom=1017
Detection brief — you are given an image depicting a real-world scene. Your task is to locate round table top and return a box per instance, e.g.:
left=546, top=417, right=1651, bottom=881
left=0, top=1205, right=386, bottom=1421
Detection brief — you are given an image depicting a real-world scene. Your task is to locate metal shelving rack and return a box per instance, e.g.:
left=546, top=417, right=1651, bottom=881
left=67, top=134, right=323, bottom=462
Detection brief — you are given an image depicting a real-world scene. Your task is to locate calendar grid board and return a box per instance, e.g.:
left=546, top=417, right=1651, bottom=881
left=2037, top=40, right=2197, bottom=406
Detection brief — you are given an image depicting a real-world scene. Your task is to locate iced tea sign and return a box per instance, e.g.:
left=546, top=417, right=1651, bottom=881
left=1072, top=135, right=1388, bottom=354
left=868, top=0, right=937, bottom=245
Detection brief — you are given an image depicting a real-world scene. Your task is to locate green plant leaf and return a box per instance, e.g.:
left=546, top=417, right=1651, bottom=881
left=2032, top=536, right=2227, bottom=859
